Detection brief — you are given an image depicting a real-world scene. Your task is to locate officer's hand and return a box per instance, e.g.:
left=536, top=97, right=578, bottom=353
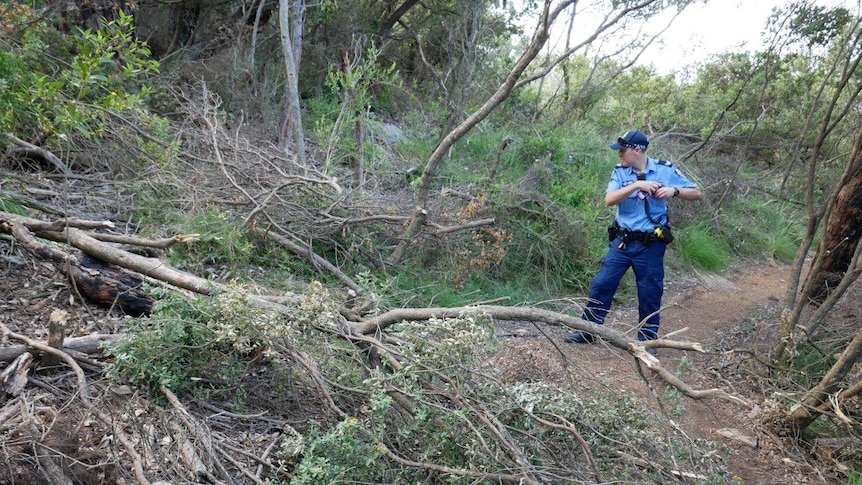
left=639, top=180, right=662, bottom=194
left=655, top=186, right=676, bottom=199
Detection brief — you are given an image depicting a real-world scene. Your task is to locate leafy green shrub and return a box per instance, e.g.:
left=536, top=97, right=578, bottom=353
left=267, top=308, right=731, bottom=484
left=0, top=10, right=158, bottom=148
left=108, top=291, right=222, bottom=394
left=165, top=208, right=256, bottom=268
left=108, top=284, right=291, bottom=397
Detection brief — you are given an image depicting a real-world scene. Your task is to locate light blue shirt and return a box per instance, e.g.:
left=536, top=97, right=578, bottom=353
left=607, top=157, right=698, bottom=232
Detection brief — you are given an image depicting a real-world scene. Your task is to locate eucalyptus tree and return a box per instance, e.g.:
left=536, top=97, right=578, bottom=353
left=278, top=0, right=307, bottom=161
left=767, top=3, right=862, bottom=435
left=385, top=0, right=698, bottom=265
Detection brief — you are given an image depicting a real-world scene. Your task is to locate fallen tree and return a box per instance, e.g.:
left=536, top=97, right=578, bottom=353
left=0, top=207, right=750, bottom=483
left=1, top=209, right=748, bottom=407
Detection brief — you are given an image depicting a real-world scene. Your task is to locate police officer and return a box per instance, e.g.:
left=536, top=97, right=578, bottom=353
left=566, top=130, right=702, bottom=355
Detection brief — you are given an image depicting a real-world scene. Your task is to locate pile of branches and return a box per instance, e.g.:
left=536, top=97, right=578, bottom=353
left=1, top=85, right=749, bottom=483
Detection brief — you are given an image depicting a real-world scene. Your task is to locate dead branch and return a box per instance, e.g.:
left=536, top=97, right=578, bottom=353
left=216, top=445, right=268, bottom=485
left=86, top=232, right=201, bottom=248
left=161, top=386, right=231, bottom=484
left=0, top=333, right=123, bottom=363
left=31, top=422, right=75, bottom=485
left=521, top=404, right=602, bottom=482
left=0, top=211, right=209, bottom=294
left=256, top=226, right=362, bottom=293
left=350, top=305, right=747, bottom=405
left=0, top=396, right=21, bottom=425
left=0, top=353, right=33, bottom=396
left=1, top=211, right=303, bottom=315
left=429, top=217, right=496, bottom=234
left=0, top=324, right=150, bottom=484
left=168, top=421, right=215, bottom=483
left=1, top=324, right=92, bottom=405
left=5, top=134, right=72, bottom=176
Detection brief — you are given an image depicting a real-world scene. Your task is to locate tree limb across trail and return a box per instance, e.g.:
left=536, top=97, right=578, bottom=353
left=349, top=305, right=748, bottom=405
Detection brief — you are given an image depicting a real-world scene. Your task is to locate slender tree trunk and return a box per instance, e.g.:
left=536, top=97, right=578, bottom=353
left=773, top=19, right=862, bottom=363
left=249, top=0, right=268, bottom=70
left=278, top=0, right=307, bottom=165
left=386, top=0, right=577, bottom=266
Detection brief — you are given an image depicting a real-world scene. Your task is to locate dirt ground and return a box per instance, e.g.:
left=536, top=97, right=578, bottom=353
left=493, top=260, right=841, bottom=485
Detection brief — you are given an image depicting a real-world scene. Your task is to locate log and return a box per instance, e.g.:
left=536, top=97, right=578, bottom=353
left=0, top=333, right=124, bottom=364
left=0, top=353, right=33, bottom=396
left=71, top=252, right=155, bottom=316
left=814, top=437, right=862, bottom=462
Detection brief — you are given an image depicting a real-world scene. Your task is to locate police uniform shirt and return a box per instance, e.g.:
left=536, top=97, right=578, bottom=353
left=607, top=157, right=698, bottom=232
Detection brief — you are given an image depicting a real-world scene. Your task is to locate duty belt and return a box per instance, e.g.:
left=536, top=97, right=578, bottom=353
left=619, top=230, right=653, bottom=243
left=616, top=229, right=657, bottom=249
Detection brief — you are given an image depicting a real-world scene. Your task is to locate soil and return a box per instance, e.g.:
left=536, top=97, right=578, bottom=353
left=492, top=260, right=839, bottom=485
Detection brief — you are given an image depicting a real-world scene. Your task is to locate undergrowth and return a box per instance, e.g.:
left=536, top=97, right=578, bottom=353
left=107, top=284, right=733, bottom=483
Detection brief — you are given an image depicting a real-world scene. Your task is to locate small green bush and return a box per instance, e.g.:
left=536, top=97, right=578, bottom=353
left=164, top=208, right=256, bottom=268
left=0, top=10, right=158, bottom=148
left=675, top=221, right=732, bottom=271
left=108, top=285, right=291, bottom=397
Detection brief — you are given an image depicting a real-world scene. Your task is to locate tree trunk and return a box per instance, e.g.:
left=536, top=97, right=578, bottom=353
left=278, top=0, right=307, bottom=165
left=802, top=155, right=862, bottom=304
left=386, top=0, right=576, bottom=266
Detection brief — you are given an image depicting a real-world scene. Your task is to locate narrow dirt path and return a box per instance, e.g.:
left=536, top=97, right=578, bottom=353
left=494, top=261, right=831, bottom=484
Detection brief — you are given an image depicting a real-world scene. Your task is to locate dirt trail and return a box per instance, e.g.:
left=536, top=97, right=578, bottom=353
left=495, top=261, right=828, bottom=484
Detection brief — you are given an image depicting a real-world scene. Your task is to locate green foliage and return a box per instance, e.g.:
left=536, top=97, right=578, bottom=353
left=164, top=208, right=256, bottom=268
left=108, top=283, right=295, bottom=397
left=0, top=10, right=158, bottom=147
left=717, top=192, right=806, bottom=262
left=108, top=291, right=223, bottom=394
left=286, top=418, right=387, bottom=484
left=307, top=45, right=401, bottom=174
left=789, top=341, right=839, bottom=388
left=266, top=309, right=731, bottom=484
left=0, top=191, right=26, bottom=216
left=674, top=221, right=732, bottom=271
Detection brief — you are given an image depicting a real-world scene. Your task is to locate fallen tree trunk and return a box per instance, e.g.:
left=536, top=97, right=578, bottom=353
left=0, top=211, right=211, bottom=296
left=0, top=333, right=124, bottom=363
left=0, top=211, right=302, bottom=315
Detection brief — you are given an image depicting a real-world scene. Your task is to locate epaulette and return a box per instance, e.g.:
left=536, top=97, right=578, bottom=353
left=657, top=159, right=674, bottom=167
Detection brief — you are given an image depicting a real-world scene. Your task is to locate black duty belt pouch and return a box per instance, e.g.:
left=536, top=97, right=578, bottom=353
left=655, top=224, right=674, bottom=244
left=608, top=221, right=621, bottom=242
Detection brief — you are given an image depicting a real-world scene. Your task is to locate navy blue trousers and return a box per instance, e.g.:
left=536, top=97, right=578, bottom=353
left=582, top=238, right=666, bottom=341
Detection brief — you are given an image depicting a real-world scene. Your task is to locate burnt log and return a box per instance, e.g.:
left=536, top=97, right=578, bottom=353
left=70, top=252, right=155, bottom=316
left=0, top=213, right=154, bottom=315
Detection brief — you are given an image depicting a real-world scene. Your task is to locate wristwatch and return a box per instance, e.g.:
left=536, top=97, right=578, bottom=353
left=673, top=188, right=680, bottom=198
